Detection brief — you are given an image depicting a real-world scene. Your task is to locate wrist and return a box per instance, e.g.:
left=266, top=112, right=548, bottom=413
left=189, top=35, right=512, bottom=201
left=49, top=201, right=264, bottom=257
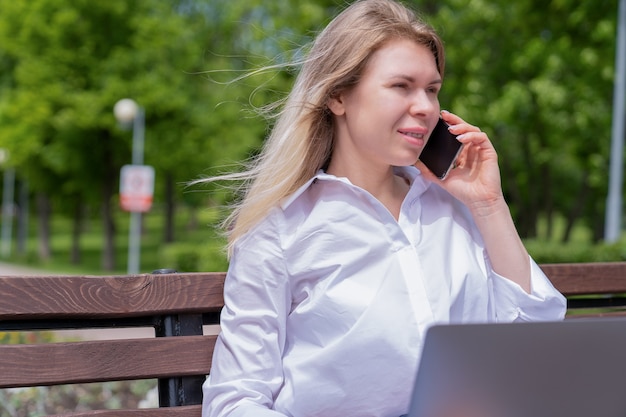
left=467, top=194, right=508, bottom=218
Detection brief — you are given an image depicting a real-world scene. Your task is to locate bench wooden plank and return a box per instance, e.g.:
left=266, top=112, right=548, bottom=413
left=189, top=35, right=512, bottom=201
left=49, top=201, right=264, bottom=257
left=0, top=273, right=225, bottom=320
left=540, top=262, right=626, bottom=295
left=0, top=335, right=215, bottom=388
left=47, top=404, right=201, bottom=417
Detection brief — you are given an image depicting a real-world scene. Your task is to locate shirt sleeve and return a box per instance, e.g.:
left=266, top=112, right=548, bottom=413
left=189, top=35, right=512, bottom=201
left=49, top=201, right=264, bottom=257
left=202, top=211, right=291, bottom=417
left=487, top=255, right=567, bottom=322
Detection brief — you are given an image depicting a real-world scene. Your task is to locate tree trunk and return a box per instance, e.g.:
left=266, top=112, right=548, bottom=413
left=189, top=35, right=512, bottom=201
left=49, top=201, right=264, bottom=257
left=36, top=193, right=51, bottom=261
left=593, top=214, right=605, bottom=243
left=101, top=193, right=116, bottom=270
left=164, top=171, right=175, bottom=243
left=561, top=171, right=589, bottom=243
left=519, top=132, right=539, bottom=239
left=71, top=197, right=82, bottom=264
left=101, top=131, right=116, bottom=271
left=541, top=164, right=554, bottom=239
left=16, top=180, right=29, bottom=256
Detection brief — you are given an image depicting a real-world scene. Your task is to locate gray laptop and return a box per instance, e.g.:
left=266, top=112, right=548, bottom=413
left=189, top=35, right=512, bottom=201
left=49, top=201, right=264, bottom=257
left=407, top=318, right=626, bottom=417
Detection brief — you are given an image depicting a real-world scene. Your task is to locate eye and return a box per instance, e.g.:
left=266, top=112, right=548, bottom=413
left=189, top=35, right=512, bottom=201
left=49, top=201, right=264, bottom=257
left=392, top=82, right=409, bottom=89
left=427, top=82, right=442, bottom=94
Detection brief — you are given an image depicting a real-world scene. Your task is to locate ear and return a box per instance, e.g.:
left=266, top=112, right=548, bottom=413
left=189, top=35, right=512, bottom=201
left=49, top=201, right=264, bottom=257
left=327, top=92, right=346, bottom=116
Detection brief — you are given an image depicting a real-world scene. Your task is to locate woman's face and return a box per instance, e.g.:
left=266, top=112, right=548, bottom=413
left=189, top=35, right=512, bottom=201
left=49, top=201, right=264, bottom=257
left=328, top=38, right=442, bottom=174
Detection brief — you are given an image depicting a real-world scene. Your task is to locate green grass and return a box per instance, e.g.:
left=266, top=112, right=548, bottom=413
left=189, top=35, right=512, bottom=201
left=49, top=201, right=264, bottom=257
left=3, top=204, right=228, bottom=275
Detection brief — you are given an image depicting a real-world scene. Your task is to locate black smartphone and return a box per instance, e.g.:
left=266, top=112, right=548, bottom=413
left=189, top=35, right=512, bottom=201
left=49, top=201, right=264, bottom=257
left=418, top=118, right=463, bottom=180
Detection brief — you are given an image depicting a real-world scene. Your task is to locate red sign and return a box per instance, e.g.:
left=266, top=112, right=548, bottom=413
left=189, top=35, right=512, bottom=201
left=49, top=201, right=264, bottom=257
left=120, top=165, right=155, bottom=212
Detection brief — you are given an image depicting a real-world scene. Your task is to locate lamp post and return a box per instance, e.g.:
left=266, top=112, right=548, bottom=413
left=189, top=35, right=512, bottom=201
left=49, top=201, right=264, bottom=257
left=605, top=0, right=626, bottom=242
left=114, top=98, right=146, bottom=274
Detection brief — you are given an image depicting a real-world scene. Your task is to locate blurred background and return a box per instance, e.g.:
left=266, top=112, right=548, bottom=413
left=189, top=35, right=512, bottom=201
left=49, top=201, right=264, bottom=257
left=0, top=0, right=623, bottom=276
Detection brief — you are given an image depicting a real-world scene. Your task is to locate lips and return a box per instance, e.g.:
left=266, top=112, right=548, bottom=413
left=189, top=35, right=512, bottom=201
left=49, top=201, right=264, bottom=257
left=398, top=128, right=428, bottom=146
left=401, top=131, right=424, bottom=139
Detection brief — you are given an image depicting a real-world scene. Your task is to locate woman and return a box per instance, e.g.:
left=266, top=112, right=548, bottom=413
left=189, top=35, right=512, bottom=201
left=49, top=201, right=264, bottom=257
left=201, top=1, right=566, bottom=416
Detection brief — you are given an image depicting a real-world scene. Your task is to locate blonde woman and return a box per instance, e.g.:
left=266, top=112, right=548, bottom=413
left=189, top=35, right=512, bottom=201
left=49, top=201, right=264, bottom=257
left=202, top=1, right=566, bottom=416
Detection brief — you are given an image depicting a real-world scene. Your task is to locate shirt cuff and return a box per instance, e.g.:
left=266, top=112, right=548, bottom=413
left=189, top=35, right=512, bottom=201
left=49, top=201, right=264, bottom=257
left=228, top=406, right=289, bottom=417
left=489, top=258, right=567, bottom=322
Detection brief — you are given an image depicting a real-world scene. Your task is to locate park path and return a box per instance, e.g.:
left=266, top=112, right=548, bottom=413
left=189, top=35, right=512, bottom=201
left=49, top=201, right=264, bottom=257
left=0, top=261, right=54, bottom=276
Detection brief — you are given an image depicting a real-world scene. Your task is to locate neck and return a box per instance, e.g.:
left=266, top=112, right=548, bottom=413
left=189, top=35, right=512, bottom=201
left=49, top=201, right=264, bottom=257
left=327, top=164, right=409, bottom=220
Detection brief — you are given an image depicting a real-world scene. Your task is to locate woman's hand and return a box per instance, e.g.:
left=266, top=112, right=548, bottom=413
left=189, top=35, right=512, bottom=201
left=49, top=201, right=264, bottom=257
left=416, top=110, right=531, bottom=293
left=415, top=110, right=504, bottom=216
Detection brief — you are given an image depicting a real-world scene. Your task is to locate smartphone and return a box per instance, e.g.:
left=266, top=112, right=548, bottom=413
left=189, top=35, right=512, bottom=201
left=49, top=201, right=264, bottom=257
left=418, top=118, right=463, bottom=180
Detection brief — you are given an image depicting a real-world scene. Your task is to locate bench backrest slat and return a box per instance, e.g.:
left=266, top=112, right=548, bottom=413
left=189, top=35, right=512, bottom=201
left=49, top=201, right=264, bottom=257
left=47, top=405, right=202, bottom=417
left=0, top=272, right=225, bottom=320
left=0, top=335, right=215, bottom=388
left=541, top=262, right=626, bottom=295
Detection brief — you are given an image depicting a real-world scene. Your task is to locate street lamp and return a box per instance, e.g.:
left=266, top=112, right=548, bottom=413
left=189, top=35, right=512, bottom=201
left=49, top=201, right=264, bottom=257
left=114, top=98, right=145, bottom=166
left=114, top=98, right=148, bottom=274
left=605, top=0, right=626, bottom=242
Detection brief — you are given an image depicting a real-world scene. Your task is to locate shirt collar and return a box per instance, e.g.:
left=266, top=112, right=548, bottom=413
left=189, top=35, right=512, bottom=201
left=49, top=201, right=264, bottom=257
left=280, top=166, right=431, bottom=210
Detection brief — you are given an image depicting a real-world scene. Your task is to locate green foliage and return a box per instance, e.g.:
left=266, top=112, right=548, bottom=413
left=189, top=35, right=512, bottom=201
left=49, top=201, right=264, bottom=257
left=0, top=380, right=156, bottom=417
left=160, top=240, right=229, bottom=273
left=0, top=0, right=624, bottom=272
left=0, top=331, right=55, bottom=345
left=526, top=238, right=626, bottom=264
left=428, top=0, right=617, bottom=240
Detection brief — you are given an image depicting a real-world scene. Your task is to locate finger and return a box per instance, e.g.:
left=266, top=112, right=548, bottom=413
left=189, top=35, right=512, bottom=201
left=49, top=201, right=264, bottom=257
left=440, top=110, right=465, bottom=125
left=455, top=131, right=492, bottom=150
left=440, top=111, right=479, bottom=133
left=440, top=112, right=483, bottom=136
left=449, top=123, right=482, bottom=137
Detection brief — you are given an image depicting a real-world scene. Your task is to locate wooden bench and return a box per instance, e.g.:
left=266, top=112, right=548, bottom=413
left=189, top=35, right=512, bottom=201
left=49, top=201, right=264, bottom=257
left=1, top=262, right=626, bottom=416
left=541, top=262, right=626, bottom=317
left=0, top=270, right=226, bottom=417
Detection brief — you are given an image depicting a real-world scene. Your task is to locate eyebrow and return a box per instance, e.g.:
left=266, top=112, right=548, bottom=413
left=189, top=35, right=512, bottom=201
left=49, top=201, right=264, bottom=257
left=389, top=74, right=442, bottom=85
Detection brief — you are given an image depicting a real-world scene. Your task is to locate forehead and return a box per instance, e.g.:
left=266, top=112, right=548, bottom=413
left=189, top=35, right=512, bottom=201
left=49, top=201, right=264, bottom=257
left=364, top=38, right=439, bottom=79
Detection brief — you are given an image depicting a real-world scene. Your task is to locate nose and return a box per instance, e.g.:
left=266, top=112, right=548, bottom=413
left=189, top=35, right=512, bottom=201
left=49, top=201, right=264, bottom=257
left=409, top=90, right=438, bottom=118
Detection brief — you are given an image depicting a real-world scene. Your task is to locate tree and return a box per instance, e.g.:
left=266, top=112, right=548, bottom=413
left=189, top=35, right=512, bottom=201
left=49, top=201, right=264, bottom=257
left=0, top=1, right=210, bottom=269
left=0, top=0, right=338, bottom=271
left=428, top=0, right=616, bottom=241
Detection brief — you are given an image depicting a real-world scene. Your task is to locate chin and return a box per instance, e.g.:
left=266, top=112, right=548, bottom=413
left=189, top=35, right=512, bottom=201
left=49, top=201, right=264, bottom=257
left=394, top=155, right=420, bottom=167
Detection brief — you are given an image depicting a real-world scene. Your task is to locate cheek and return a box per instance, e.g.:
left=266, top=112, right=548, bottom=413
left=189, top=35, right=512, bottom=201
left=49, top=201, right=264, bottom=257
left=431, top=99, right=441, bottom=122
left=431, top=95, right=441, bottom=111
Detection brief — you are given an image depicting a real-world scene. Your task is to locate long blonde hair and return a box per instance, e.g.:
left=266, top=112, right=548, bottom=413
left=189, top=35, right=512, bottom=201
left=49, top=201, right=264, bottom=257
left=205, top=0, right=445, bottom=256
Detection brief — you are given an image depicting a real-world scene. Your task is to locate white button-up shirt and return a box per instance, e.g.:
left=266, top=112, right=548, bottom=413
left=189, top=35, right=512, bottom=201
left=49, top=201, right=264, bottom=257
left=202, top=166, right=566, bottom=417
